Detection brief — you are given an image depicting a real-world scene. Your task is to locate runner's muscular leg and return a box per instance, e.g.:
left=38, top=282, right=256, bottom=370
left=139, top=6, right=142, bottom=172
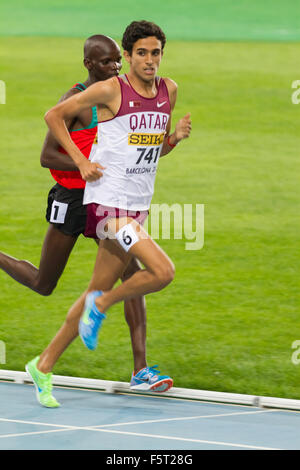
left=0, top=224, right=77, bottom=295
left=38, top=256, right=148, bottom=375
left=38, top=291, right=87, bottom=373
left=122, top=258, right=147, bottom=374
left=95, top=219, right=175, bottom=313
left=38, top=238, right=131, bottom=373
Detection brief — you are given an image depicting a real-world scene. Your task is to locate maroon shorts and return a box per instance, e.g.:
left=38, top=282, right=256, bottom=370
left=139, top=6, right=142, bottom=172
left=84, top=203, right=148, bottom=239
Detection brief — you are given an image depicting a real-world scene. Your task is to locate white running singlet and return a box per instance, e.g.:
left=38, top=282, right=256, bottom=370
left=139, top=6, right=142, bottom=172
left=83, top=74, right=171, bottom=211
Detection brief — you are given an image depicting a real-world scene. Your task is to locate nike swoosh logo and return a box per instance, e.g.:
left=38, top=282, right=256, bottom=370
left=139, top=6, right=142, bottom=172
left=30, top=369, right=43, bottom=393
left=157, top=101, right=167, bottom=108
left=135, top=377, right=150, bottom=384
left=136, top=374, right=158, bottom=383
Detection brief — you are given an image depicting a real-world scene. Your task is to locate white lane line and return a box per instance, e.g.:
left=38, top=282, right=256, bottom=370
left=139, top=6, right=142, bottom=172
left=78, top=427, right=281, bottom=450
left=90, top=408, right=277, bottom=428
left=0, top=411, right=281, bottom=449
left=0, top=422, right=281, bottom=450
left=0, top=418, right=78, bottom=429
left=0, top=408, right=275, bottom=431
left=0, top=428, right=75, bottom=439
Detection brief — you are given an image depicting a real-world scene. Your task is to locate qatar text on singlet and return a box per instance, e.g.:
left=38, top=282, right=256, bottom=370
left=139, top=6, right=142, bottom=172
left=83, top=74, right=171, bottom=211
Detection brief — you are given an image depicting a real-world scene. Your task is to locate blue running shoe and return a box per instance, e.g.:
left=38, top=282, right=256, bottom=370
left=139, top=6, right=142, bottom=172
left=130, top=365, right=173, bottom=392
left=79, top=290, right=106, bottom=350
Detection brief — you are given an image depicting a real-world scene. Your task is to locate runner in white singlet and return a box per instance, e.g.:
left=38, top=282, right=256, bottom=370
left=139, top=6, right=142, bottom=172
left=45, top=20, right=192, bottom=394
left=84, top=73, right=171, bottom=210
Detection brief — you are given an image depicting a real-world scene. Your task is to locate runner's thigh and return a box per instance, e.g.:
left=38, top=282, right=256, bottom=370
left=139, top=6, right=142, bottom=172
left=88, top=237, right=132, bottom=292
left=106, top=217, right=174, bottom=276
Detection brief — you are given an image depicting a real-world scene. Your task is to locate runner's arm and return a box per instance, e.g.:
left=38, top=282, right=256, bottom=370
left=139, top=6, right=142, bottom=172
left=40, top=130, right=79, bottom=171
left=160, top=78, right=191, bottom=157
left=44, top=79, right=117, bottom=181
left=41, top=88, right=84, bottom=171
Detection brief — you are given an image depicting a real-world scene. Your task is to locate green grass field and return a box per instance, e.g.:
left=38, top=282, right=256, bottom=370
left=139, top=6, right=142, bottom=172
left=1, top=0, right=300, bottom=41
left=0, top=36, right=299, bottom=399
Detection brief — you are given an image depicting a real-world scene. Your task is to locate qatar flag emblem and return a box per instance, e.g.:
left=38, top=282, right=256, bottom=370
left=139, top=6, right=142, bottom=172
left=129, top=100, right=141, bottom=108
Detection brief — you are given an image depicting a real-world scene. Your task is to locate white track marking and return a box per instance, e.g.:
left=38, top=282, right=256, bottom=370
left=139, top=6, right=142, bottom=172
left=0, top=428, right=75, bottom=439
left=0, top=408, right=275, bottom=430
left=0, top=418, right=78, bottom=429
left=86, top=427, right=280, bottom=450
left=0, top=422, right=280, bottom=450
left=90, top=408, right=277, bottom=428
left=0, top=409, right=281, bottom=450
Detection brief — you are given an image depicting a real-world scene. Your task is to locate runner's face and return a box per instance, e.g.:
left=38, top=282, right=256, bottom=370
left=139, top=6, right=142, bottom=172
left=86, top=42, right=122, bottom=81
left=125, top=36, right=163, bottom=82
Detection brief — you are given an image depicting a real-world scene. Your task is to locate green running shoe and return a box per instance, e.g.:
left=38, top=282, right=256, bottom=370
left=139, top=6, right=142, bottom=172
left=25, top=356, right=60, bottom=408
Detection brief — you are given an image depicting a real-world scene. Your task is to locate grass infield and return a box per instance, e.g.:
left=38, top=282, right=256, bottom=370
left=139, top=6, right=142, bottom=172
left=0, top=37, right=299, bottom=399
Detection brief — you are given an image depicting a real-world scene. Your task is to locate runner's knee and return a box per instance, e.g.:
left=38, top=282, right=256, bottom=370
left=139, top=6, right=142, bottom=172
left=33, top=279, right=57, bottom=296
left=153, top=260, right=175, bottom=289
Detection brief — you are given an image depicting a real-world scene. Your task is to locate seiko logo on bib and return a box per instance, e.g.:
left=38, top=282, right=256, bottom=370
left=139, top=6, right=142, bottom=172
left=128, top=133, right=165, bottom=146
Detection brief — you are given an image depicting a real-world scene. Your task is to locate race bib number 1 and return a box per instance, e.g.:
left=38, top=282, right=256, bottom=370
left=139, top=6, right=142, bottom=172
left=50, top=200, right=68, bottom=224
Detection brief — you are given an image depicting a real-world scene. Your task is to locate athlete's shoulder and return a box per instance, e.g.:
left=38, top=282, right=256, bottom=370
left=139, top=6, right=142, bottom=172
left=88, top=76, right=120, bottom=91
left=161, top=78, right=177, bottom=110
left=58, top=85, right=82, bottom=104
left=162, top=77, right=178, bottom=92
left=82, top=76, right=120, bottom=102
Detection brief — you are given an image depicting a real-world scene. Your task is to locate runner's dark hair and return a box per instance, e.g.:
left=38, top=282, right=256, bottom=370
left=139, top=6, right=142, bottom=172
left=122, top=20, right=166, bottom=54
